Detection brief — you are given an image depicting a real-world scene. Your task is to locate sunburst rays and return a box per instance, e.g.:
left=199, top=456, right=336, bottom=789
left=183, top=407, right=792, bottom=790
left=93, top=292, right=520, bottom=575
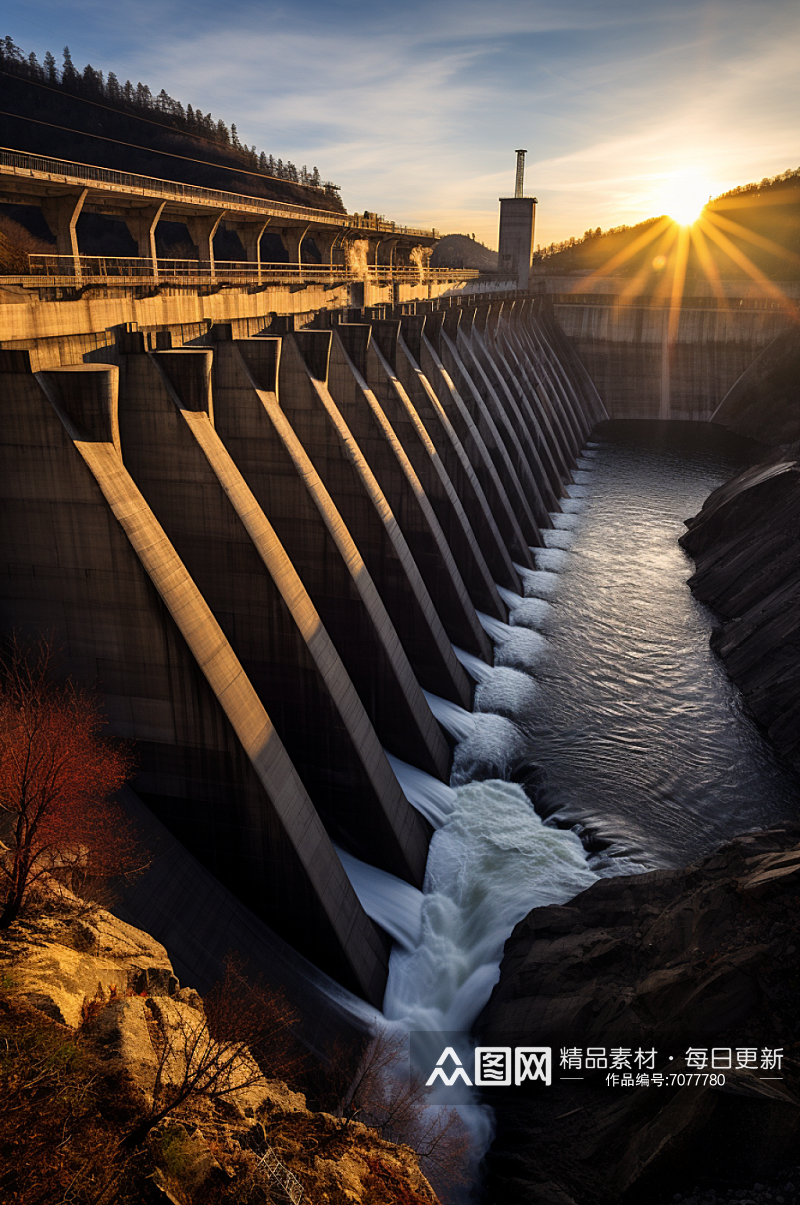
left=566, top=195, right=797, bottom=328
left=571, top=215, right=672, bottom=294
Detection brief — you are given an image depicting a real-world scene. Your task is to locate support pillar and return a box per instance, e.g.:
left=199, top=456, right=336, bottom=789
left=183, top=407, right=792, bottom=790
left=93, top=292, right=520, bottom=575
left=376, top=237, right=399, bottom=269
left=311, top=227, right=344, bottom=270
left=227, top=218, right=271, bottom=282
left=277, top=223, right=311, bottom=271
left=186, top=211, right=226, bottom=279
left=125, top=201, right=165, bottom=281
left=41, top=188, right=87, bottom=281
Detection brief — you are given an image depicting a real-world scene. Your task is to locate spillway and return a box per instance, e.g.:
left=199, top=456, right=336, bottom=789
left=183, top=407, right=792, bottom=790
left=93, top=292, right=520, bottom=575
left=2, top=285, right=798, bottom=1098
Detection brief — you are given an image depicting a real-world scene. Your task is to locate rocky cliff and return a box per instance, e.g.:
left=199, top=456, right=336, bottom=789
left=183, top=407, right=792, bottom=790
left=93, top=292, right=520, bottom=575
left=679, top=449, right=800, bottom=770
left=477, top=825, right=800, bottom=1205
left=711, top=327, right=800, bottom=446
left=0, top=896, right=439, bottom=1205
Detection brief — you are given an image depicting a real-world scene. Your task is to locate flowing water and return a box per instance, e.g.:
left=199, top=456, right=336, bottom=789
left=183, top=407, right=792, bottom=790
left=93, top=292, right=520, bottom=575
left=504, top=420, right=800, bottom=871
left=337, top=419, right=800, bottom=1168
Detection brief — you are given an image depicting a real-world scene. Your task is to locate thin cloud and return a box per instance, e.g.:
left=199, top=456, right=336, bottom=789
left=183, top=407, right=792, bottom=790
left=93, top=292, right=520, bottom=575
left=6, top=0, right=799, bottom=243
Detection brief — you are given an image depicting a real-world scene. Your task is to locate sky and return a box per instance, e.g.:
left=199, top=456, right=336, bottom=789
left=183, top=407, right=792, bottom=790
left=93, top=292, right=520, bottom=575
left=3, top=0, right=799, bottom=247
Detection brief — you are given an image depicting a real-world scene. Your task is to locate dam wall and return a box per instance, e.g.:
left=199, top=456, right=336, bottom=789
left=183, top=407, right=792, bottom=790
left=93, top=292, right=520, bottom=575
left=544, top=278, right=794, bottom=420
left=0, top=277, right=462, bottom=365
left=0, top=294, right=606, bottom=1004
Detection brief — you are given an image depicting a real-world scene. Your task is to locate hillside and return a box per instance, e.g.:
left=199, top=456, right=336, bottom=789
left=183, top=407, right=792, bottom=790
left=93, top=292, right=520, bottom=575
left=538, top=169, right=800, bottom=284
left=0, top=41, right=344, bottom=214
left=430, top=234, right=498, bottom=270
left=0, top=890, right=443, bottom=1205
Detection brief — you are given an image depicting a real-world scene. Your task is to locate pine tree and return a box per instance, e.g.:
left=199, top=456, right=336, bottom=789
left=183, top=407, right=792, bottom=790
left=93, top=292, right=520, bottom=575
left=3, top=36, right=23, bottom=63
left=82, top=64, right=103, bottom=94
left=43, top=50, right=57, bottom=83
left=61, top=45, right=76, bottom=85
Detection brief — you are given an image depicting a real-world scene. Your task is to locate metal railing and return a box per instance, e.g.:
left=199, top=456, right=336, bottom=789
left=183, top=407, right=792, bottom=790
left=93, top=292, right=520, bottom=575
left=5, top=253, right=477, bottom=289
left=550, top=292, right=792, bottom=311
left=254, top=1145, right=304, bottom=1204
left=0, top=146, right=436, bottom=239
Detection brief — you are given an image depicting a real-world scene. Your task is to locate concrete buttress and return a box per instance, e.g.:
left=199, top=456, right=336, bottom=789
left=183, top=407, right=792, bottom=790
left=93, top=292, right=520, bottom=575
left=360, top=320, right=507, bottom=623
left=0, top=356, right=390, bottom=1004
left=419, top=327, right=536, bottom=570
left=116, top=346, right=431, bottom=887
left=277, top=330, right=473, bottom=708
left=211, top=337, right=451, bottom=782
left=395, top=321, right=523, bottom=592
left=329, top=324, right=492, bottom=661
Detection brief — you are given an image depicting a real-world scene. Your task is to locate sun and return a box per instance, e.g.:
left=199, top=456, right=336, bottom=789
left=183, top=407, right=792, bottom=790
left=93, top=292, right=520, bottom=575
left=659, top=171, right=712, bottom=226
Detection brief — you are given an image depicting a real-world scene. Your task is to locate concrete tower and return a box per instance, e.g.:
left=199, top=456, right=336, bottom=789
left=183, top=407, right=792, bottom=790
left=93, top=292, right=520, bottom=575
left=498, top=149, right=537, bottom=290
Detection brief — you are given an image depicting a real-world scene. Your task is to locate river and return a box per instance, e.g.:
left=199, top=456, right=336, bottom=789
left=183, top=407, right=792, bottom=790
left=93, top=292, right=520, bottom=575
left=341, top=419, right=800, bottom=1160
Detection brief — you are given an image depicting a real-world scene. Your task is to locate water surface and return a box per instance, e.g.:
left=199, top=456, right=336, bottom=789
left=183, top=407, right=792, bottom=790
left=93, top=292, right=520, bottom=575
left=504, top=419, right=799, bottom=869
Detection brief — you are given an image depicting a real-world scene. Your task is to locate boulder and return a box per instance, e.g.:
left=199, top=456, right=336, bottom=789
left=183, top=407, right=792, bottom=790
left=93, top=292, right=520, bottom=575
left=477, top=826, right=800, bottom=1203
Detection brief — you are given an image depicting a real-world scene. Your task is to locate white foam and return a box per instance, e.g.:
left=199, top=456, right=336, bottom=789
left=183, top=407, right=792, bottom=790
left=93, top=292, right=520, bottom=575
left=475, top=666, right=539, bottom=718
left=494, top=628, right=548, bottom=673
left=508, top=597, right=554, bottom=630
left=519, top=568, right=560, bottom=598
left=543, top=529, right=575, bottom=550
left=533, top=547, right=570, bottom=572
left=549, top=512, right=581, bottom=530
left=383, top=780, right=597, bottom=1030
left=450, top=712, right=529, bottom=787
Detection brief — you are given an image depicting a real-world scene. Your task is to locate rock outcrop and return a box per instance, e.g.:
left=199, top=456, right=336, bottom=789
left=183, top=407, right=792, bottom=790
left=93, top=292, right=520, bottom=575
left=4, top=904, right=177, bottom=1027
left=477, top=826, right=800, bottom=1204
left=711, top=326, right=800, bottom=445
left=679, top=450, right=800, bottom=769
left=0, top=897, right=440, bottom=1205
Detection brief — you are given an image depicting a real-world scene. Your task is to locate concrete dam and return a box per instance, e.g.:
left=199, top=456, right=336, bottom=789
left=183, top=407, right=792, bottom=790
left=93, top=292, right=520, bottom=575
left=0, top=291, right=606, bottom=1004
left=0, top=270, right=796, bottom=1019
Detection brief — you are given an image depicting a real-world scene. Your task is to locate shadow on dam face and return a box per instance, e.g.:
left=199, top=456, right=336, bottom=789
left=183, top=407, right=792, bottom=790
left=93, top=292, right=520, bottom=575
left=0, top=288, right=791, bottom=1012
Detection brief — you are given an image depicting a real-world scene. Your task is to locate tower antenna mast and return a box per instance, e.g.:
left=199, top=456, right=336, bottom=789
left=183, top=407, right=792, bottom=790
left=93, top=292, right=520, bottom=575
left=514, top=149, right=527, bottom=198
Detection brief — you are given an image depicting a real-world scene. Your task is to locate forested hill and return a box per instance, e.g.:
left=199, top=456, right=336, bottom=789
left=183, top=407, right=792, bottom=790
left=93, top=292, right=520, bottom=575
left=538, top=168, right=800, bottom=283
left=0, top=38, right=345, bottom=213
left=430, top=234, right=498, bottom=270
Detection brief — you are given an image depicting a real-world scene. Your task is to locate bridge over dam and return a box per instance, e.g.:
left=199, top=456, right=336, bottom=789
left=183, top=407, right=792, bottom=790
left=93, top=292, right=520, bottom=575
left=0, top=147, right=451, bottom=285
left=1, top=247, right=797, bottom=1020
